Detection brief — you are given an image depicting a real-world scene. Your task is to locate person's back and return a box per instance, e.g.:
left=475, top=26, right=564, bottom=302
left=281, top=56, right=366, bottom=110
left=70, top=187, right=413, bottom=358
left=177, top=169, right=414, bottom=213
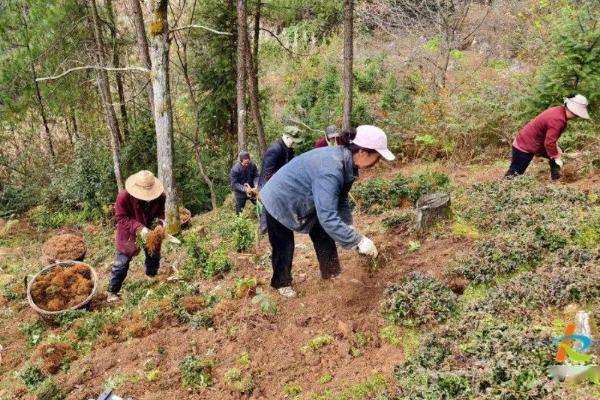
left=514, top=106, right=567, bottom=157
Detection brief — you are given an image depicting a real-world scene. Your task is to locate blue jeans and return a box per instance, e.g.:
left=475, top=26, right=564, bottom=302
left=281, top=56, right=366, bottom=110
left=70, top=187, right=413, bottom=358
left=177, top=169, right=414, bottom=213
left=108, top=250, right=160, bottom=294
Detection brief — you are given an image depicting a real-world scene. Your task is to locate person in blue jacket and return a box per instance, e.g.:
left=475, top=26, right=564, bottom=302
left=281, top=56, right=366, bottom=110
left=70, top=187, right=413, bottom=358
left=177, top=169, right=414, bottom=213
left=260, top=125, right=395, bottom=298
left=257, top=126, right=301, bottom=232
left=230, top=151, right=259, bottom=214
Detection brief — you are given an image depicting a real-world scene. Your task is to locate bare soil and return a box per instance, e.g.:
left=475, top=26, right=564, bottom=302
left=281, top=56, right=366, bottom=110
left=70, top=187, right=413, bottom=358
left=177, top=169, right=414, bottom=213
left=42, top=234, right=86, bottom=261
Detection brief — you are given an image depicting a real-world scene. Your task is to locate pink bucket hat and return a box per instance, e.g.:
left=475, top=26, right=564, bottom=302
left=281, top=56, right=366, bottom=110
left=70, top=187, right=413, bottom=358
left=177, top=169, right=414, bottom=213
left=564, top=94, right=590, bottom=120
left=353, top=125, right=395, bottom=161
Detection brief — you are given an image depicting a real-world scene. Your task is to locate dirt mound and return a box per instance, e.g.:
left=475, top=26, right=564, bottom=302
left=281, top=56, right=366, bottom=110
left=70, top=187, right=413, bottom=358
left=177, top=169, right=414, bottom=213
left=30, top=263, right=93, bottom=311
left=146, top=226, right=165, bottom=254
left=181, top=296, right=205, bottom=314
left=42, top=234, right=86, bottom=261
left=561, top=164, right=579, bottom=183
left=36, top=342, right=77, bottom=374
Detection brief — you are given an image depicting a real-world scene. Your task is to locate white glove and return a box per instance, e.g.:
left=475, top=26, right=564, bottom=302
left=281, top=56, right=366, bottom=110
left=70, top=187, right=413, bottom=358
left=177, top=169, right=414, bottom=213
left=139, top=227, right=150, bottom=242
left=555, top=158, right=564, bottom=167
left=357, top=236, right=378, bottom=258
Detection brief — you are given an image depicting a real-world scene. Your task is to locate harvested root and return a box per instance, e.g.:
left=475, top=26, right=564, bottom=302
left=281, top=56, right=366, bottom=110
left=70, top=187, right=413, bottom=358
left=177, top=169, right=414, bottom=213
left=30, top=264, right=93, bottom=311
left=146, top=226, right=165, bottom=254
left=42, top=234, right=86, bottom=261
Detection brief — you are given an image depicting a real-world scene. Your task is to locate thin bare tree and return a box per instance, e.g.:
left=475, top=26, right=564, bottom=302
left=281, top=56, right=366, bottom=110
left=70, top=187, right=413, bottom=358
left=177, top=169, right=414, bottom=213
left=343, top=0, right=354, bottom=129
left=236, top=0, right=248, bottom=152
left=90, top=0, right=124, bottom=191
left=130, top=0, right=155, bottom=114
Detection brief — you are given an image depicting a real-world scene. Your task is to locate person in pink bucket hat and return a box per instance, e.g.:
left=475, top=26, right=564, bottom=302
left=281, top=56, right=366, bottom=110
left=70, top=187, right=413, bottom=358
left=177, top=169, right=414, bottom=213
left=506, top=94, right=590, bottom=180
left=258, top=125, right=395, bottom=298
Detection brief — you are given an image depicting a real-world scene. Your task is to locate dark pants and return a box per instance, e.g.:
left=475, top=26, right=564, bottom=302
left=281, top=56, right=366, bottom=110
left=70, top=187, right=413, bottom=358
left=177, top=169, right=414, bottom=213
left=505, top=146, right=561, bottom=180
left=235, top=195, right=256, bottom=215
left=108, top=250, right=161, bottom=294
left=266, top=211, right=341, bottom=288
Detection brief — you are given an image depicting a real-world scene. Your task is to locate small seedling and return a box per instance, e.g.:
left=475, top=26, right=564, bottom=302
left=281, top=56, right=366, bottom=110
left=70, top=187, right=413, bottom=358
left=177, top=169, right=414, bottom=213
left=223, top=368, right=254, bottom=394
left=319, top=373, right=333, bottom=384
left=284, top=383, right=302, bottom=397
left=251, top=289, right=278, bottom=315
left=146, top=369, right=161, bottom=382
left=408, top=241, right=421, bottom=252
left=179, top=355, right=213, bottom=390
left=301, top=334, right=334, bottom=352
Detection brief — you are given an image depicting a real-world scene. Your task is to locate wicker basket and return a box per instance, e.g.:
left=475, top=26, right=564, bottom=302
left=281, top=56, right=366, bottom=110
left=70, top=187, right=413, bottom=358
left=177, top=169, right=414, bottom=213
left=179, top=207, right=192, bottom=227
left=27, top=261, right=98, bottom=319
left=41, top=233, right=87, bottom=264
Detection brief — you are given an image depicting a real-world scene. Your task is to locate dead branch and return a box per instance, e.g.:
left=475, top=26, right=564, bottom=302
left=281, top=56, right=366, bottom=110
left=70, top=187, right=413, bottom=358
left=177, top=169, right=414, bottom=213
left=36, top=65, right=149, bottom=82
left=170, top=24, right=233, bottom=35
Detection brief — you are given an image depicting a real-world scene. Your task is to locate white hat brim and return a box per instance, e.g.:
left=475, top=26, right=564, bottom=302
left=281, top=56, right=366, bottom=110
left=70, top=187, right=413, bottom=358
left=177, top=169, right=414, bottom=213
left=566, top=102, right=591, bottom=120
left=376, top=148, right=396, bottom=161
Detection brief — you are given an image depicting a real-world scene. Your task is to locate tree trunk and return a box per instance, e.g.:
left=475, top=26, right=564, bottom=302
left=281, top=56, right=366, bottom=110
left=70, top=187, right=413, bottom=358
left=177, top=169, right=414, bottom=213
left=415, top=192, right=451, bottom=233
left=147, top=0, right=180, bottom=234
left=342, top=0, right=354, bottom=130
left=253, top=0, right=260, bottom=76
left=193, top=146, right=217, bottom=210
left=245, top=28, right=266, bottom=156
left=236, top=0, right=248, bottom=152
left=31, top=62, right=56, bottom=160
left=70, top=107, right=79, bottom=139
left=64, top=116, right=74, bottom=146
left=130, top=0, right=155, bottom=115
left=106, top=0, right=129, bottom=141
left=90, top=0, right=124, bottom=191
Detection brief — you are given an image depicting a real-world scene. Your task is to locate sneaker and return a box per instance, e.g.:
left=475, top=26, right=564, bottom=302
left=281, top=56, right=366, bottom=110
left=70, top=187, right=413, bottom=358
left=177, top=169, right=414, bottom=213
left=277, top=286, right=297, bottom=298
left=106, top=292, right=121, bottom=303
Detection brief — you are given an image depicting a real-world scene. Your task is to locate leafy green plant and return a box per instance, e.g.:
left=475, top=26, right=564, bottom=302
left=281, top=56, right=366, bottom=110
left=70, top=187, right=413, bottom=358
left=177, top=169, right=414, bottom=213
left=34, top=378, right=65, bottom=400
left=223, top=368, right=254, bottom=394
left=146, top=369, right=161, bottom=382
left=190, top=311, right=214, bottom=330
left=179, top=355, right=213, bottom=390
left=407, top=241, right=421, bottom=252
left=19, top=320, right=45, bottom=348
left=251, top=289, right=278, bottom=315
left=302, top=334, right=334, bottom=352
left=319, top=372, right=333, bottom=384
left=284, top=383, right=303, bottom=397
left=230, top=215, right=254, bottom=252
left=203, top=248, right=232, bottom=278
left=380, top=325, right=401, bottom=347
left=19, top=364, right=45, bottom=390
left=382, top=272, right=457, bottom=327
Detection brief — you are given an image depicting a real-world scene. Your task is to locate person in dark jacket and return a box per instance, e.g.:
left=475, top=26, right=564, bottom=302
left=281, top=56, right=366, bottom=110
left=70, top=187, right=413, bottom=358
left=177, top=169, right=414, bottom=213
left=107, top=170, right=165, bottom=302
left=230, top=151, right=259, bottom=214
left=506, top=94, right=590, bottom=180
left=314, top=125, right=341, bottom=148
left=257, top=126, right=301, bottom=232
left=260, top=125, right=395, bottom=298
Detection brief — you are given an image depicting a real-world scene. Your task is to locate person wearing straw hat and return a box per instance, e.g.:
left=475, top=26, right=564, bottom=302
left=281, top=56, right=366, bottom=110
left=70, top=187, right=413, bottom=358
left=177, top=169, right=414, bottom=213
left=260, top=125, right=395, bottom=298
left=256, top=126, right=301, bottom=233
left=506, top=94, right=590, bottom=180
left=107, top=170, right=165, bottom=302
left=315, top=125, right=341, bottom=148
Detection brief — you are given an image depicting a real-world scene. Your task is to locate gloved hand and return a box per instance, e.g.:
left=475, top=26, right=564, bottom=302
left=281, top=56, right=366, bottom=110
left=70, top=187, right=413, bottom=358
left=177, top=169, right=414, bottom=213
left=555, top=158, right=564, bottom=168
left=357, top=236, right=378, bottom=258
left=138, top=227, right=150, bottom=242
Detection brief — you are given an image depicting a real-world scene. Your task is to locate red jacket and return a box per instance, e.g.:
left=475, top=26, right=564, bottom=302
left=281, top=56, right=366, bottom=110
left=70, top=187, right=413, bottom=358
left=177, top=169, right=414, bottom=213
left=114, top=190, right=165, bottom=257
left=513, top=106, right=567, bottom=159
left=314, top=137, right=328, bottom=148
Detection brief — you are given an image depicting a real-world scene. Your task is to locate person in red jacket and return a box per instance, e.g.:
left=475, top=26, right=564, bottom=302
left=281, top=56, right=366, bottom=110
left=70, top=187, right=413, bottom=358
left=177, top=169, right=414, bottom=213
left=506, top=94, right=590, bottom=180
left=314, top=125, right=341, bottom=148
left=107, top=170, right=165, bottom=302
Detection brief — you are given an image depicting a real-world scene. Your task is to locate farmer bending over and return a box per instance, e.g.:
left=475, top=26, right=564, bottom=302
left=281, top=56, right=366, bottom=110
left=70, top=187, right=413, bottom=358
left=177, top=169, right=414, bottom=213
left=257, top=126, right=301, bottom=232
left=230, top=151, right=259, bottom=215
left=506, top=94, right=590, bottom=180
left=107, top=170, right=165, bottom=302
left=260, top=125, right=395, bottom=298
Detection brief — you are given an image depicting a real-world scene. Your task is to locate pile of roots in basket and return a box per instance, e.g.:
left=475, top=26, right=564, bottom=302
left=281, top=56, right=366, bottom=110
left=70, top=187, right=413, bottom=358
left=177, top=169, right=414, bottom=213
left=42, top=233, right=86, bottom=261
left=179, top=207, right=192, bottom=225
left=30, top=263, right=93, bottom=311
left=146, top=226, right=165, bottom=254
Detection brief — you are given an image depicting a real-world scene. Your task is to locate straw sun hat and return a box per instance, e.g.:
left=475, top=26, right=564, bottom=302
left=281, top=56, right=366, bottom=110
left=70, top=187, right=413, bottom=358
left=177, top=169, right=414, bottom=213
left=125, top=170, right=164, bottom=201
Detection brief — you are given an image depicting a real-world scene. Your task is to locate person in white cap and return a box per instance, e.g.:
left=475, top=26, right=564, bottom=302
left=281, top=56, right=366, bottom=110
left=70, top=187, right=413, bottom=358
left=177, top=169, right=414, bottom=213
left=259, top=125, right=395, bottom=298
left=506, top=94, right=590, bottom=180
left=107, top=170, right=165, bottom=302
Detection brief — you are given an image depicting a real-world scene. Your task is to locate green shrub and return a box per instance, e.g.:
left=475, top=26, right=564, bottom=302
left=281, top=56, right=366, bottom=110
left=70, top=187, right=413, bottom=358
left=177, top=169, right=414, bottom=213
left=203, top=248, right=232, bottom=278
left=19, top=364, right=45, bottom=390
left=223, top=368, right=254, bottom=394
left=382, top=272, right=457, bottom=327
left=19, top=320, right=45, bottom=348
left=190, top=311, right=214, bottom=330
left=181, top=232, right=209, bottom=280
left=231, top=215, right=254, bottom=252
left=34, top=378, right=65, bottom=400
left=301, top=334, right=334, bottom=352
left=179, top=355, right=213, bottom=390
